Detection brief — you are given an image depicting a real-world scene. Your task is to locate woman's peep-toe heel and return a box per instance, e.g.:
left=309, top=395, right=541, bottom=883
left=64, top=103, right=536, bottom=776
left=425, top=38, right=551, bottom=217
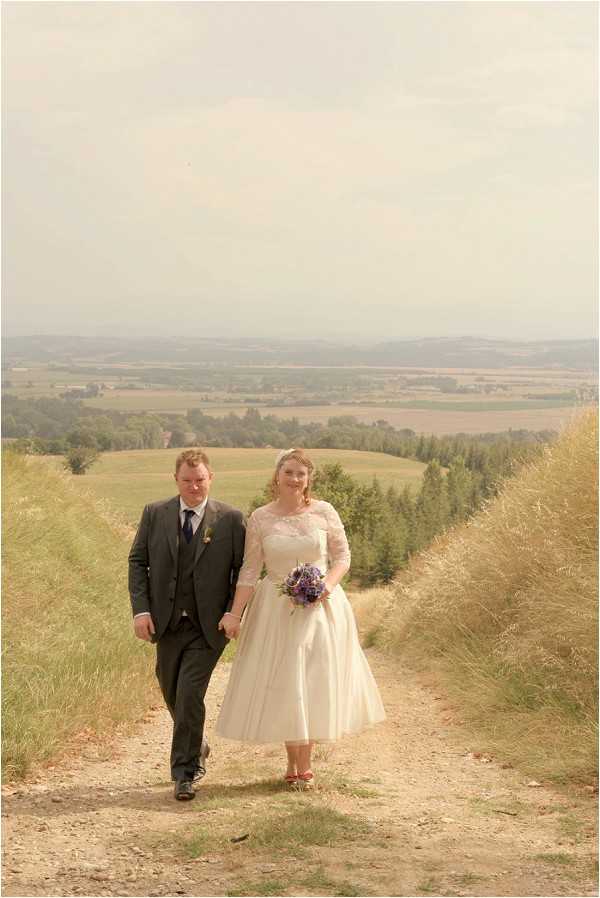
left=296, top=770, right=314, bottom=789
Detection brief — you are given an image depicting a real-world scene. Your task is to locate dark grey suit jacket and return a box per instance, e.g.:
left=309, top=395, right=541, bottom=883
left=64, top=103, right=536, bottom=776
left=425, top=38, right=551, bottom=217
left=128, top=496, right=246, bottom=650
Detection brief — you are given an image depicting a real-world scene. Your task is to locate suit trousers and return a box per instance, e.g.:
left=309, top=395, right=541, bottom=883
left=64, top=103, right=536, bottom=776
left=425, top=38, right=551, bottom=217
left=155, top=617, right=223, bottom=781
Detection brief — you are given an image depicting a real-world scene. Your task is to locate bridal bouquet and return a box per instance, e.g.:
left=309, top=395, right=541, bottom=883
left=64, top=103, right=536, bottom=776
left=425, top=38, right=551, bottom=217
left=280, top=563, right=326, bottom=612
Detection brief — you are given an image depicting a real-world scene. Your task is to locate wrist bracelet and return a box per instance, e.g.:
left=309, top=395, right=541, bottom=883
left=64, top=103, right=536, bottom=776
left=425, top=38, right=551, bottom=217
left=225, top=611, right=241, bottom=620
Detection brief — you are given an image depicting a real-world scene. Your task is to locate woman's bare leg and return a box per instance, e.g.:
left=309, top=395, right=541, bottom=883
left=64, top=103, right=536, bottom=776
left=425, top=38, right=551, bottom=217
left=285, top=743, right=299, bottom=777
left=297, top=741, right=313, bottom=776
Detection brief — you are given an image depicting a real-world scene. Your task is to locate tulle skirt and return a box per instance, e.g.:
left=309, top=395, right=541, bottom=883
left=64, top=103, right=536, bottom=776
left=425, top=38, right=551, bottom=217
left=215, top=577, right=386, bottom=744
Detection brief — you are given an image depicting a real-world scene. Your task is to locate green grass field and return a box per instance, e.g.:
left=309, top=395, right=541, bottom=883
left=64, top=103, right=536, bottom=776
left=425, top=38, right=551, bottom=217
left=47, top=448, right=427, bottom=526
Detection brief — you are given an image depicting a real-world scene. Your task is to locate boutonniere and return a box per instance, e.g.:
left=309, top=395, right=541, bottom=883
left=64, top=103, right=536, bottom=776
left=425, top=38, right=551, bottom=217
left=202, top=526, right=213, bottom=544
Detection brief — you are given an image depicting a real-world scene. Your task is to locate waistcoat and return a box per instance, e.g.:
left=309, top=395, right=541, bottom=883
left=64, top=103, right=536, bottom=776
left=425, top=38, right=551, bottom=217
left=169, top=524, right=202, bottom=629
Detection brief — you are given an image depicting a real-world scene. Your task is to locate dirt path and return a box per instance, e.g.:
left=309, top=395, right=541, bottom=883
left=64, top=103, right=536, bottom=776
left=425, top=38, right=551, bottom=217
left=2, top=650, right=597, bottom=898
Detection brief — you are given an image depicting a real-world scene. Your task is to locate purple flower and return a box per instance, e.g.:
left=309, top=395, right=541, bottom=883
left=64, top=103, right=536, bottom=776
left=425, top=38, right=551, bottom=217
left=279, top=562, right=325, bottom=611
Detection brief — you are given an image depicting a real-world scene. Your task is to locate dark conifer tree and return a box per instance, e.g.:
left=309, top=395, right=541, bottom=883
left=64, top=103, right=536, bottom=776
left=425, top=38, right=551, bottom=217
left=415, top=460, right=449, bottom=548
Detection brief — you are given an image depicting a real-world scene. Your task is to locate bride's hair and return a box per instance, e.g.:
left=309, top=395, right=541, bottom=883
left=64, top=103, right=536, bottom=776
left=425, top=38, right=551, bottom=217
left=270, top=448, right=314, bottom=504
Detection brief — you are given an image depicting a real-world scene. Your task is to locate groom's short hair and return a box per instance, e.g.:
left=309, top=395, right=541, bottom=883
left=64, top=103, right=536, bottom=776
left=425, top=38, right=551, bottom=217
left=175, top=448, right=211, bottom=474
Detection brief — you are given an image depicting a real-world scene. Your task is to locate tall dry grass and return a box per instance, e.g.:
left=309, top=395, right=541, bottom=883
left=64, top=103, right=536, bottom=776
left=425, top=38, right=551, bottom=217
left=377, top=411, right=598, bottom=782
left=2, top=452, right=158, bottom=780
left=348, top=585, right=392, bottom=648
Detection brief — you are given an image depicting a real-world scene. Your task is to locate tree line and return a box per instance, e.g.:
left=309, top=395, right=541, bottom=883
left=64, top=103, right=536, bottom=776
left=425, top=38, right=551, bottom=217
left=316, top=460, right=469, bottom=586
left=3, top=395, right=164, bottom=452
left=5, top=396, right=548, bottom=471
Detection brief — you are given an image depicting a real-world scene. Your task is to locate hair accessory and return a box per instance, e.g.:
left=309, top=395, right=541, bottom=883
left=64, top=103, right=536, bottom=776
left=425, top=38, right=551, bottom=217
left=275, top=448, right=296, bottom=466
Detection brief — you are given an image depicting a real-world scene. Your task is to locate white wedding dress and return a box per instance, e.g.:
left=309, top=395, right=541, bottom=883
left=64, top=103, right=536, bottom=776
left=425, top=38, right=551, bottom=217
left=216, top=500, right=385, bottom=744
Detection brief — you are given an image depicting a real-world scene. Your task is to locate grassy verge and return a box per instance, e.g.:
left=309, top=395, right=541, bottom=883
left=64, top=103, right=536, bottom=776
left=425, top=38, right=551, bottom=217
left=2, top=452, right=158, bottom=780
left=370, top=411, right=598, bottom=783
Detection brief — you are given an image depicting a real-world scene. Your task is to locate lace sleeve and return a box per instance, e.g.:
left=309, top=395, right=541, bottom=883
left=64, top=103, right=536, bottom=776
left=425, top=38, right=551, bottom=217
left=236, top=512, right=264, bottom=588
left=323, top=502, right=351, bottom=568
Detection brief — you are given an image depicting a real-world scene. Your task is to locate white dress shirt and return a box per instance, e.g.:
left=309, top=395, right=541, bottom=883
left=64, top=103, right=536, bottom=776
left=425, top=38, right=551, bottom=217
left=179, top=497, right=209, bottom=535
left=133, top=497, right=209, bottom=620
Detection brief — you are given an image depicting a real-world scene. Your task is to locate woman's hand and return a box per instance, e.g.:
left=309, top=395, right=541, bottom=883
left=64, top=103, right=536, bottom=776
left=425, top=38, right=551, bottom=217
left=218, top=612, right=241, bottom=639
left=319, top=581, right=334, bottom=603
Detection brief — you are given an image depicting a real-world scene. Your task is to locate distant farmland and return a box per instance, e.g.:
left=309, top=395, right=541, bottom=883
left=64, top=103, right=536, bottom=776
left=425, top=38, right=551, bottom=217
left=80, top=393, right=590, bottom=435
left=49, top=448, right=428, bottom=525
left=5, top=356, right=594, bottom=437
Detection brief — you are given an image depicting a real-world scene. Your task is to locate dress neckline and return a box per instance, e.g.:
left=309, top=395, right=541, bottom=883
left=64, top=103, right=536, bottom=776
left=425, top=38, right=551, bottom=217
left=265, top=501, right=316, bottom=519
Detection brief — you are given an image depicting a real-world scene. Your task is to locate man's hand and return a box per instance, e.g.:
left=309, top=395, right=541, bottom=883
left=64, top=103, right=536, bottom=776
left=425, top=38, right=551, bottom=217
left=133, top=614, right=156, bottom=642
left=218, top=613, right=241, bottom=640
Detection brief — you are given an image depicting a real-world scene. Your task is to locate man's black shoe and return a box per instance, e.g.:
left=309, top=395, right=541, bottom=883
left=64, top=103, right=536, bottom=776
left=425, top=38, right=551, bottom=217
left=193, top=741, right=211, bottom=782
left=174, top=779, right=195, bottom=801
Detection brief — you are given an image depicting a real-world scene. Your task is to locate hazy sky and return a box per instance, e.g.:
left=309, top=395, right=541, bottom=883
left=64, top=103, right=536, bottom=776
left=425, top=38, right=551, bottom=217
left=2, top=1, right=597, bottom=341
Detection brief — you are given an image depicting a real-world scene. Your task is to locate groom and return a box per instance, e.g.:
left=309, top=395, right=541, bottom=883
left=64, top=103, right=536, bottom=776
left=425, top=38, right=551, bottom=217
left=128, top=448, right=246, bottom=801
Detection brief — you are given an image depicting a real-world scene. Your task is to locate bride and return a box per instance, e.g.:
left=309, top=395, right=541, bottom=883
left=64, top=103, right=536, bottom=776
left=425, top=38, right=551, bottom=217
left=216, top=448, right=385, bottom=786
